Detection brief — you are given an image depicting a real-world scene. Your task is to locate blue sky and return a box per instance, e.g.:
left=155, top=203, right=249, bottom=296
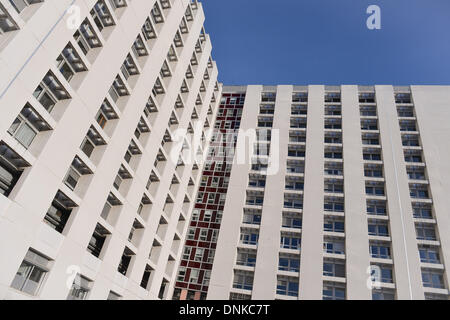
left=202, top=0, right=450, bottom=86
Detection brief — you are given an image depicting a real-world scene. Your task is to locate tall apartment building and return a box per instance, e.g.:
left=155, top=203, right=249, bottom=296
left=0, top=0, right=222, bottom=300
left=1, top=2, right=450, bottom=303
left=174, top=85, right=450, bottom=300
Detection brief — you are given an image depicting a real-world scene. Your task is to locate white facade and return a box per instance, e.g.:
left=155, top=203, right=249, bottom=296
left=0, top=0, right=221, bottom=300
left=208, top=85, right=450, bottom=300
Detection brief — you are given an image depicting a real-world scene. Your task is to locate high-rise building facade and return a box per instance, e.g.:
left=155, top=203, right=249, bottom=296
left=0, top=0, right=222, bottom=300
left=175, top=85, right=450, bottom=300
left=1, top=1, right=450, bottom=303
left=173, top=89, right=245, bottom=300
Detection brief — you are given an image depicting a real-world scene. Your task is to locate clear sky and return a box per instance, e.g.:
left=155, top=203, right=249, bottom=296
left=201, top=0, right=450, bottom=86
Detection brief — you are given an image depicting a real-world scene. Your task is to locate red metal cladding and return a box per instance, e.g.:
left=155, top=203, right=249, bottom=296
left=173, top=93, right=245, bottom=300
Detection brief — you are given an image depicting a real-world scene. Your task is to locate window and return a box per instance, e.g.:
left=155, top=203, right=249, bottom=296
left=96, top=99, right=118, bottom=130
left=404, top=150, right=422, bottom=163
left=325, top=105, right=341, bottom=116
left=177, top=267, right=186, bottom=282
left=288, top=145, right=305, bottom=158
left=233, top=271, right=254, bottom=291
left=361, top=119, right=378, bottom=130
left=365, top=182, right=385, bottom=196
left=324, top=218, right=344, bottom=233
left=100, top=192, right=121, bottom=221
left=246, top=193, right=264, bottom=206
left=325, top=147, right=342, bottom=159
left=419, top=245, right=441, bottom=264
left=415, top=223, right=437, bottom=241
left=323, top=239, right=345, bottom=254
left=324, top=132, right=342, bottom=144
left=359, top=92, right=375, bottom=103
left=74, top=19, right=102, bottom=57
left=0, top=4, right=19, bottom=35
left=370, top=242, right=391, bottom=259
left=194, top=248, right=204, bottom=262
left=363, top=148, right=381, bottom=161
left=412, top=203, right=432, bottom=219
left=56, top=43, right=87, bottom=82
left=406, top=166, right=425, bottom=180
left=402, top=134, right=420, bottom=147
left=236, top=249, right=257, bottom=267
left=395, top=93, right=411, bottom=104
left=324, top=162, right=343, bottom=176
left=159, top=279, right=168, bottom=299
left=80, top=126, right=106, bottom=158
left=323, top=260, right=345, bottom=277
left=399, top=120, right=417, bottom=132
left=87, top=223, right=110, bottom=258
left=397, top=106, right=414, bottom=117
left=368, top=221, right=389, bottom=237
left=63, top=156, right=92, bottom=191
left=409, top=184, right=429, bottom=199
left=280, top=233, right=301, bottom=250
left=325, top=93, right=341, bottom=103
left=291, top=104, right=307, bottom=115
left=8, top=104, right=51, bottom=149
left=323, top=282, right=345, bottom=300
left=133, top=35, right=149, bottom=58
left=259, top=104, right=274, bottom=114
left=187, top=228, right=195, bottom=240
left=286, top=160, right=304, bottom=174
left=422, top=270, right=446, bottom=289
left=360, top=105, right=377, bottom=116
left=9, top=0, right=43, bottom=14
left=90, top=0, right=115, bottom=32
left=289, top=131, right=306, bottom=143
left=324, top=118, right=341, bottom=130
left=108, top=0, right=127, bottom=11
left=292, top=92, right=308, bottom=103
left=284, top=194, right=303, bottom=209
left=140, top=265, right=153, bottom=289
left=324, top=179, right=344, bottom=193
left=277, top=277, right=299, bottom=297
left=364, top=164, right=383, bottom=178
left=282, top=212, right=302, bottom=229
left=121, top=54, right=139, bottom=80
left=230, top=293, right=251, bottom=300
left=372, top=289, right=395, bottom=300
left=261, top=92, right=276, bottom=102
left=290, top=118, right=307, bottom=129
left=324, top=197, right=344, bottom=212
left=0, top=142, right=29, bottom=197
left=67, top=274, right=92, bottom=300
left=258, top=117, right=273, bottom=128
left=242, top=209, right=262, bottom=225
left=11, top=249, right=51, bottom=296
left=278, top=254, right=300, bottom=272
left=362, top=133, right=379, bottom=146
left=240, top=230, right=259, bottom=245
left=33, top=72, right=71, bottom=113
left=366, top=200, right=387, bottom=216
left=43, top=191, right=77, bottom=233
left=151, top=2, right=164, bottom=24
left=117, top=247, right=134, bottom=276
left=109, top=75, right=129, bottom=103
left=248, top=175, right=266, bottom=188
left=285, top=176, right=304, bottom=191
left=424, top=293, right=449, bottom=300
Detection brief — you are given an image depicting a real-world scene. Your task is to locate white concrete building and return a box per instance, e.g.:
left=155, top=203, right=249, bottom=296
left=0, top=0, right=221, bottom=300
left=2, top=1, right=450, bottom=302
left=206, top=85, right=450, bottom=300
